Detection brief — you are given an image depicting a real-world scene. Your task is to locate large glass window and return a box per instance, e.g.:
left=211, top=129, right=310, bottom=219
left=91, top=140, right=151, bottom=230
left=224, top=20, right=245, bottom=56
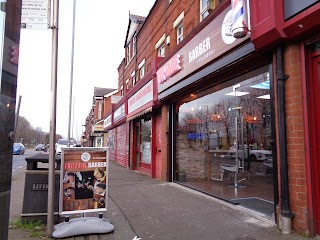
left=175, top=67, right=275, bottom=218
left=141, top=116, right=152, bottom=164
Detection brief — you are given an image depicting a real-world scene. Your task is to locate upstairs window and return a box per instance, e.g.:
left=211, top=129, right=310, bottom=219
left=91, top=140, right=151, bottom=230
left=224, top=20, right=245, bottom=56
left=139, top=59, right=145, bottom=80
left=177, top=23, right=183, bottom=44
left=200, top=0, right=209, bottom=21
left=158, top=44, right=165, bottom=57
left=173, top=12, right=184, bottom=45
left=127, top=42, right=131, bottom=64
left=133, top=36, right=136, bottom=56
left=155, top=34, right=166, bottom=57
left=132, top=71, right=136, bottom=86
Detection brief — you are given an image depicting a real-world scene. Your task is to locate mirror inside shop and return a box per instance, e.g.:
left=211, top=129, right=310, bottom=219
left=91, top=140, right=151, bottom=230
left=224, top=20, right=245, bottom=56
left=175, top=67, right=274, bottom=218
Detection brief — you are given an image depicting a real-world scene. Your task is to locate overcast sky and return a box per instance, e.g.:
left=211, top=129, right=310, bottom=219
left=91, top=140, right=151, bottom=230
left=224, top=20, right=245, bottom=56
left=17, top=0, right=156, bottom=140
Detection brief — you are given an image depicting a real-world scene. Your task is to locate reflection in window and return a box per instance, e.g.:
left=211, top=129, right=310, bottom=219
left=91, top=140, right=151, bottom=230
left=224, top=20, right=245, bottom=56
left=175, top=70, right=274, bottom=205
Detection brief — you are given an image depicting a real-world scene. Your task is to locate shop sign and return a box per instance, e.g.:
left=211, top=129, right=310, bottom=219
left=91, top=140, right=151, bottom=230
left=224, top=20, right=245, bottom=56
left=59, top=148, right=109, bottom=215
left=91, top=132, right=103, bottom=137
left=128, top=80, right=153, bottom=114
left=157, top=5, right=249, bottom=94
left=92, top=124, right=104, bottom=132
left=157, top=54, right=181, bottom=84
left=104, top=115, right=112, bottom=128
left=113, top=103, right=125, bottom=122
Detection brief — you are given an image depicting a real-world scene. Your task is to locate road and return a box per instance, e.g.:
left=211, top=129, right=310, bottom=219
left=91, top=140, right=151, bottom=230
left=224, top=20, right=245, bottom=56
left=12, top=149, right=41, bottom=172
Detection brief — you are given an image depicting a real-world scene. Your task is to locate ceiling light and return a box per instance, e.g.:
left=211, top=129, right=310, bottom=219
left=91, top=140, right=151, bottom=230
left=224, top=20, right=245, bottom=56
left=257, top=94, right=270, bottom=99
left=225, top=91, right=249, bottom=97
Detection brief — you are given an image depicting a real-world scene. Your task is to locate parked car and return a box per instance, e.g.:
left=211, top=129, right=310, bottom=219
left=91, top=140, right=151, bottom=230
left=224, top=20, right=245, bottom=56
left=35, top=144, right=45, bottom=151
left=13, top=143, right=25, bottom=155
left=228, top=144, right=272, bottom=161
left=55, top=139, right=75, bottom=155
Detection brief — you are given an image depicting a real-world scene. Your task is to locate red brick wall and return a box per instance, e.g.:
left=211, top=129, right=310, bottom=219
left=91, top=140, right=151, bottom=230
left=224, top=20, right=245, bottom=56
left=116, top=123, right=129, bottom=168
left=119, top=0, right=202, bottom=90
left=280, top=43, right=309, bottom=233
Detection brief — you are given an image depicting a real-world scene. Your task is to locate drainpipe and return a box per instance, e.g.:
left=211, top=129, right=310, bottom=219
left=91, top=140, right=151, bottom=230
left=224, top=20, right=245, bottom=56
left=277, top=46, right=294, bottom=234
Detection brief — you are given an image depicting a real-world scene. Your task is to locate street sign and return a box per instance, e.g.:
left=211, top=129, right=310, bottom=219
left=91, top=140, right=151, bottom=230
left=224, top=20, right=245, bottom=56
left=21, top=0, right=50, bottom=30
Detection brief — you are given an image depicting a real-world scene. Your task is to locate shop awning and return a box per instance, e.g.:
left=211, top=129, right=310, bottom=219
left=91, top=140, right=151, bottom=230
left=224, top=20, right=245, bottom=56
left=126, top=107, right=152, bottom=122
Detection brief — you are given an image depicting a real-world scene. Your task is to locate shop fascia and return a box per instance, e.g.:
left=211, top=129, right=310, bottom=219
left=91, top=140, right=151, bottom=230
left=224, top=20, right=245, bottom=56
left=157, top=4, right=250, bottom=94
left=92, top=120, right=104, bottom=132
left=128, top=80, right=153, bottom=116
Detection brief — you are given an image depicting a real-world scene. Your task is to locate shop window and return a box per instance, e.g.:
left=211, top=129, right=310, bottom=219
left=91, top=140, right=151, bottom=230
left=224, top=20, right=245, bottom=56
left=174, top=67, right=275, bottom=216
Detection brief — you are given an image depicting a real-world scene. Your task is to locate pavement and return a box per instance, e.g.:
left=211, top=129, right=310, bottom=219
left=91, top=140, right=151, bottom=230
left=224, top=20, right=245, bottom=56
left=8, top=160, right=317, bottom=240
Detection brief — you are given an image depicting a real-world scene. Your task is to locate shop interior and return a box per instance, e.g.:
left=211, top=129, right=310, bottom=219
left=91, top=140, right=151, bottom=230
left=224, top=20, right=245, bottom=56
left=175, top=67, right=275, bottom=219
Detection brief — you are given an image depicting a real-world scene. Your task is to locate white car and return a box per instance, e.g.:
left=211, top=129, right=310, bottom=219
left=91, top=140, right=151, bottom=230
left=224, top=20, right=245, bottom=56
left=55, top=139, right=75, bottom=155
left=228, top=144, right=272, bottom=161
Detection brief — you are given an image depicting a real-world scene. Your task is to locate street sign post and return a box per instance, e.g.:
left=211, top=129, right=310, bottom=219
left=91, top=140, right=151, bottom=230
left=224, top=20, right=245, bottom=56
left=21, top=0, right=50, bottom=29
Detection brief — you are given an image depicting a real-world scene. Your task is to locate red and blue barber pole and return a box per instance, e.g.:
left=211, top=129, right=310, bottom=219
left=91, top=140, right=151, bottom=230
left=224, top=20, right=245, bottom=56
left=231, top=0, right=248, bottom=38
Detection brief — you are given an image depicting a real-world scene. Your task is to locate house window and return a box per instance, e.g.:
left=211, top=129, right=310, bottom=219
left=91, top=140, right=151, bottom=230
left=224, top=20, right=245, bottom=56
left=173, top=12, right=184, bottom=45
left=133, top=36, right=136, bottom=56
left=132, top=71, right=136, bottom=86
left=155, top=34, right=166, bottom=57
left=127, top=43, right=131, bottom=64
left=98, top=102, right=102, bottom=119
left=139, top=59, right=145, bottom=79
left=200, top=0, right=209, bottom=21
left=177, top=23, right=183, bottom=44
left=158, top=44, right=165, bottom=57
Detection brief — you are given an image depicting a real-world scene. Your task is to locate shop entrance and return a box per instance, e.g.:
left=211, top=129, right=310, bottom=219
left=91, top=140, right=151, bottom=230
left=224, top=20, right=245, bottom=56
left=308, top=42, right=320, bottom=234
left=175, top=66, right=275, bottom=219
left=133, top=114, right=152, bottom=174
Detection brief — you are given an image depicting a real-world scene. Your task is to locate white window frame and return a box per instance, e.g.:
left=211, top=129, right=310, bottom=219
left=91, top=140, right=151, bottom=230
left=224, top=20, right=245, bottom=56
left=155, top=34, right=166, bottom=57
left=98, top=101, right=102, bottom=119
left=132, top=70, right=136, bottom=86
left=158, top=44, right=165, bottom=57
left=200, top=0, right=209, bottom=21
left=173, top=12, right=184, bottom=45
left=132, top=35, right=136, bottom=56
left=139, top=59, right=145, bottom=79
left=177, top=23, right=183, bottom=44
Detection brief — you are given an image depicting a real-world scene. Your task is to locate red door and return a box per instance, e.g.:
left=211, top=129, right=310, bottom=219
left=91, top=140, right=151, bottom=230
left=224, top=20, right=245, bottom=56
left=308, top=49, right=320, bottom=234
left=133, top=122, right=141, bottom=170
left=155, top=116, right=162, bottom=179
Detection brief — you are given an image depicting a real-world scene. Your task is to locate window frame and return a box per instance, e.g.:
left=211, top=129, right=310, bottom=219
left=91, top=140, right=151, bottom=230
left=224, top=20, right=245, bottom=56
left=200, top=0, right=209, bottom=21
left=158, top=44, right=165, bottom=57
left=177, top=23, right=184, bottom=44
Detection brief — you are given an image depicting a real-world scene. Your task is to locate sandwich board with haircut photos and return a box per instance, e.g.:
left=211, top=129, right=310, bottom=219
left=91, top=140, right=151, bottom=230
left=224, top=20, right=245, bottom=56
left=53, top=147, right=114, bottom=238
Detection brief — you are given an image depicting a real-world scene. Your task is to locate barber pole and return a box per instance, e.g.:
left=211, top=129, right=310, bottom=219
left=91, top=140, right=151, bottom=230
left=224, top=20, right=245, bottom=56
left=231, top=0, right=247, bottom=38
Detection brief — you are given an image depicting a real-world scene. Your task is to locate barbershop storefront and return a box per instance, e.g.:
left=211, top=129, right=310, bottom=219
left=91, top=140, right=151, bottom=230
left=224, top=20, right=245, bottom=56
left=157, top=5, right=276, bottom=220
left=127, top=76, right=163, bottom=178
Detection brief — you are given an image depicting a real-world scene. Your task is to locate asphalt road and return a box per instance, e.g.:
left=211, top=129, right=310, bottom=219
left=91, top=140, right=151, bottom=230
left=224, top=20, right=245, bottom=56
left=12, top=149, right=42, bottom=172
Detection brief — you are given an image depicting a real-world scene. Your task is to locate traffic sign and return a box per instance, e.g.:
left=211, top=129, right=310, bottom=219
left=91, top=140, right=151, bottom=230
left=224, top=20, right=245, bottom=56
left=21, top=0, right=50, bottom=30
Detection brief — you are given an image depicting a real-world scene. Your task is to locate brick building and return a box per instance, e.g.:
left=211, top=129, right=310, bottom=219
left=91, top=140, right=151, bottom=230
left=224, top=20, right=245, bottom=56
left=85, top=0, right=320, bottom=237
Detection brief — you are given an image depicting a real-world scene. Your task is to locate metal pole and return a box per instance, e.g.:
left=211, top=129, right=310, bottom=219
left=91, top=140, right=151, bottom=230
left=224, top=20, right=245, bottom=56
left=47, top=0, right=59, bottom=237
left=14, top=95, right=22, bottom=136
left=67, top=0, right=76, bottom=146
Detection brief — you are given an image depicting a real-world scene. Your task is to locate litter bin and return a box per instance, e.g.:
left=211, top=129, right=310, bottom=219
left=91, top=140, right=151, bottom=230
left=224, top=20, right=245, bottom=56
left=21, top=153, right=61, bottom=223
